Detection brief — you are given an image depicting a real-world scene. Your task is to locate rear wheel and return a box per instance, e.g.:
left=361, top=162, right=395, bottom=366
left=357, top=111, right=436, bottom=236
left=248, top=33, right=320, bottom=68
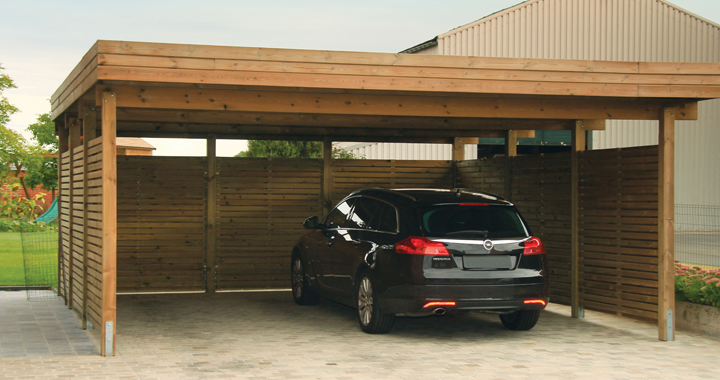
left=356, top=272, right=395, bottom=334
left=291, top=253, right=320, bottom=305
left=499, top=310, right=540, bottom=330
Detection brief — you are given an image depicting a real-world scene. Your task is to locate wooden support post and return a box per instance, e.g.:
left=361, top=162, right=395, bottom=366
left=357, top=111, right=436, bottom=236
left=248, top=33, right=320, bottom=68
left=100, top=91, right=117, bottom=356
left=57, top=123, right=69, bottom=300
left=80, top=101, right=96, bottom=329
left=504, top=130, right=517, bottom=201
left=658, top=107, right=675, bottom=341
left=67, top=117, right=81, bottom=311
left=571, top=121, right=587, bottom=319
left=452, top=137, right=466, bottom=162
left=206, top=137, right=217, bottom=293
left=322, top=138, right=333, bottom=216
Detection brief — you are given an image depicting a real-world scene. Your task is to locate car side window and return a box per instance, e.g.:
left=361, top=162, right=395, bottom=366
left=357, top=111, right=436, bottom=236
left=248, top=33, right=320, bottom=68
left=374, top=201, right=398, bottom=233
left=324, top=199, right=355, bottom=228
left=346, top=197, right=379, bottom=230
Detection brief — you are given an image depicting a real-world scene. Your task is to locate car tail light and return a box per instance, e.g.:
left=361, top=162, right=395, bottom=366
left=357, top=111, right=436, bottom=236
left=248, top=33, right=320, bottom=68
left=396, top=237, right=449, bottom=256
left=524, top=299, right=547, bottom=306
left=423, top=301, right=456, bottom=308
left=459, top=203, right=488, bottom=206
left=523, top=237, right=546, bottom=255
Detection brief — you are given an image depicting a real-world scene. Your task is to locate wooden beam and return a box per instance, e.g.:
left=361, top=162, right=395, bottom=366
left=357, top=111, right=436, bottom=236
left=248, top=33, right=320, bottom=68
left=67, top=117, right=80, bottom=311
left=83, top=101, right=98, bottom=140
left=452, top=137, right=466, bottom=161
left=115, top=109, right=580, bottom=131
left=114, top=121, right=539, bottom=141
left=504, top=130, right=518, bottom=201
left=206, top=137, right=217, bottom=294
left=571, top=120, right=587, bottom=319
left=57, top=122, right=69, bottom=300
left=658, top=107, right=675, bottom=341
left=103, top=86, right=697, bottom=121
left=100, top=90, right=118, bottom=356
left=323, top=138, right=332, bottom=215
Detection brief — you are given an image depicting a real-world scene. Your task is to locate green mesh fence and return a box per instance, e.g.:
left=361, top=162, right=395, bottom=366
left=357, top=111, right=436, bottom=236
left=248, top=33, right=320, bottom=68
left=21, top=231, right=59, bottom=301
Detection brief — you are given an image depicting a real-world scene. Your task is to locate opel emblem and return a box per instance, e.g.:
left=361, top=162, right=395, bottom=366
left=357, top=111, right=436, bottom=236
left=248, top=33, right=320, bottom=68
left=483, top=240, right=494, bottom=250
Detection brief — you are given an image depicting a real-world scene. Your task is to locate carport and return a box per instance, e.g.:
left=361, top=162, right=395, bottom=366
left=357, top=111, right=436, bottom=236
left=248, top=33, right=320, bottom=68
left=50, top=40, right=720, bottom=356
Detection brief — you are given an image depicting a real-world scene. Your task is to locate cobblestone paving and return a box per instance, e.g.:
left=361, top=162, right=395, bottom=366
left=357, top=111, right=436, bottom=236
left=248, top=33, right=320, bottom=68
left=1, top=290, right=719, bottom=379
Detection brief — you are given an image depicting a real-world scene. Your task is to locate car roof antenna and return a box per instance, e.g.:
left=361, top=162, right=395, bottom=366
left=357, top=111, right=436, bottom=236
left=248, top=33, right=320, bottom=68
left=454, top=188, right=462, bottom=198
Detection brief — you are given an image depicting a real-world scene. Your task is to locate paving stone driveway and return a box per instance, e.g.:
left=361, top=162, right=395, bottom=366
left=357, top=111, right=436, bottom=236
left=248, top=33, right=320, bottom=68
left=1, top=290, right=719, bottom=379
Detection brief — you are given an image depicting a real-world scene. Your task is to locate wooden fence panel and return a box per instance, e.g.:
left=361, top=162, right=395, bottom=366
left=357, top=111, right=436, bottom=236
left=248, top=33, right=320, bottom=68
left=85, top=137, right=103, bottom=329
left=579, top=146, right=659, bottom=320
left=332, top=159, right=454, bottom=204
left=216, top=158, right=323, bottom=290
left=511, top=153, right=572, bottom=306
left=116, top=156, right=207, bottom=292
left=456, top=158, right=506, bottom=197
left=71, top=144, right=85, bottom=314
left=59, top=151, right=71, bottom=302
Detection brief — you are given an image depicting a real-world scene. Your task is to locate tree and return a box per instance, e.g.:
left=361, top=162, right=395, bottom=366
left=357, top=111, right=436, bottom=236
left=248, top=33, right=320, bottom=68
left=0, top=63, right=18, bottom=127
left=236, top=140, right=362, bottom=159
left=0, top=125, right=43, bottom=199
left=25, top=112, right=58, bottom=193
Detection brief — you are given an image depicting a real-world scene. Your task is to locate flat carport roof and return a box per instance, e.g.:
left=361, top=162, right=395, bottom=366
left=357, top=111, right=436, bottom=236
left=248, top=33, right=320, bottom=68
left=51, top=40, right=720, bottom=356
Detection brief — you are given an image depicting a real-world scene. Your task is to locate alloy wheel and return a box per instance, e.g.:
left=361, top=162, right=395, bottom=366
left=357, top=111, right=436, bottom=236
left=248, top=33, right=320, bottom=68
left=292, top=258, right=303, bottom=299
left=358, top=277, right=374, bottom=326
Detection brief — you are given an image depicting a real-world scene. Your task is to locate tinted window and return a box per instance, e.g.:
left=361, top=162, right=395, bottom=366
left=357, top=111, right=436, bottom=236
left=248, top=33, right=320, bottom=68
left=347, top=197, right=379, bottom=230
left=375, top=202, right=398, bottom=233
left=325, top=199, right=355, bottom=228
left=420, top=205, right=527, bottom=239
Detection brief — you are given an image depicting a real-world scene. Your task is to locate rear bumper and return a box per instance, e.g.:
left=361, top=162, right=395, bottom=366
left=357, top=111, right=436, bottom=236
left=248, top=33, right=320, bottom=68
left=379, top=282, right=548, bottom=314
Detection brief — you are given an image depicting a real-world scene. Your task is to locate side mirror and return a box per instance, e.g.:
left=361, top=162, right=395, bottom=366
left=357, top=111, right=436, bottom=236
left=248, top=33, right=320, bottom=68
left=303, top=216, right=320, bottom=229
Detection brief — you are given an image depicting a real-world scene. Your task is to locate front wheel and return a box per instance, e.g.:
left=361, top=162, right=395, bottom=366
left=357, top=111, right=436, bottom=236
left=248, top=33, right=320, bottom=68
left=499, top=310, right=540, bottom=330
left=356, top=273, right=395, bottom=334
left=291, top=253, right=320, bottom=305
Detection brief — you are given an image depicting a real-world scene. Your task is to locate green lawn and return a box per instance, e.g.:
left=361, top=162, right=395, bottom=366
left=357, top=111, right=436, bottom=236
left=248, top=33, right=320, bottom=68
left=0, top=232, right=25, bottom=286
left=0, top=232, right=58, bottom=286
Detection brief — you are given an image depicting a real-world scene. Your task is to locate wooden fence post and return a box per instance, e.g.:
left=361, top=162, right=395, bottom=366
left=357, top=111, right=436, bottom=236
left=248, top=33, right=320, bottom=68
left=571, top=121, right=586, bottom=319
left=206, top=137, right=217, bottom=293
left=57, top=123, right=69, bottom=300
left=67, top=117, right=81, bottom=310
left=505, top=130, right=517, bottom=201
left=658, top=107, right=676, bottom=341
left=100, top=90, right=118, bottom=356
left=322, top=138, right=333, bottom=216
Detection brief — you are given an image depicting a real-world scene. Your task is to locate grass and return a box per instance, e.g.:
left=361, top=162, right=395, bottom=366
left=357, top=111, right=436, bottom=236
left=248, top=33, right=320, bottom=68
left=0, top=232, right=26, bottom=286
left=0, top=232, right=58, bottom=287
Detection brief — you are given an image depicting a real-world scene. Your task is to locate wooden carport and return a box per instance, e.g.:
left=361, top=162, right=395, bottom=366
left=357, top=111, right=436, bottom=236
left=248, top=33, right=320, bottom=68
left=51, top=40, right=720, bottom=356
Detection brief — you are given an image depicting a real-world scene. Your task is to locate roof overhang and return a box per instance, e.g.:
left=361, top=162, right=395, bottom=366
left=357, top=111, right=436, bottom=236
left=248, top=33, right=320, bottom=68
left=50, top=40, right=720, bottom=142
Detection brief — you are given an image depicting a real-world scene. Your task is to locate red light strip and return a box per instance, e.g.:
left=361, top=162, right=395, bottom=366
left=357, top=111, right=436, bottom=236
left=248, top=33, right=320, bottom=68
left=423, top=301, right=456, bottom=308
left=523, top=299, right=547, bottom=306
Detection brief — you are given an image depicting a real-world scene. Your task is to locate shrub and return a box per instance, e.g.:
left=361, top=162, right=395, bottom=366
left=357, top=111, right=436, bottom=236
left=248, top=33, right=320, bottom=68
left=675, top=261, right=720, bottom=308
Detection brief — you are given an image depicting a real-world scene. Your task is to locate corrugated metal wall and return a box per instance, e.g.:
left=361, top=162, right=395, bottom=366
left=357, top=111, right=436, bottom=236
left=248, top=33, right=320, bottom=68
left=342, top=142, right=477, bottom=160
left=418, top=0, right=720, bottom=205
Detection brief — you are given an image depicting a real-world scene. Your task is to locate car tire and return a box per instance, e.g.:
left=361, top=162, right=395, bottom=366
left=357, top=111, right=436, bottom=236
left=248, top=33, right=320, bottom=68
left=356, top=272, right=395, bottom=334
left=499, top=310, right=540, bottom=330
left=291, top=253, right=320, bottom=306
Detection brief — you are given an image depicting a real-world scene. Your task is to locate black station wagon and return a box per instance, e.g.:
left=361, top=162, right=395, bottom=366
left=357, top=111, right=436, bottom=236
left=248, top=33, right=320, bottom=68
left=291, top=188, right=549, bottom=333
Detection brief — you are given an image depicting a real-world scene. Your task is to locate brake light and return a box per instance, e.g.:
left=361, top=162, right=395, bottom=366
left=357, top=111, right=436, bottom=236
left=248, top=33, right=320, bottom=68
left=423, top=301, right=456, bottom=308
left=524, top=299, right=547, bottom=306
left=459, top=203, right=488, bottom=206
left=396, top=237, right=449, bottom=256
left=523, top=237, right=546, bottom=255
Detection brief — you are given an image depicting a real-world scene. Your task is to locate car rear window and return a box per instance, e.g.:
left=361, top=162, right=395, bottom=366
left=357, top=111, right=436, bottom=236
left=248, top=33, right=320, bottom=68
left=420, top=205, right=528, bottom=239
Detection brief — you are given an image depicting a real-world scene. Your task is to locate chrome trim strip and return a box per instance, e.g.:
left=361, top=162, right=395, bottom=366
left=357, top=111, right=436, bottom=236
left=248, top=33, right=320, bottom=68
left=432, top=238, right=530, bottom=245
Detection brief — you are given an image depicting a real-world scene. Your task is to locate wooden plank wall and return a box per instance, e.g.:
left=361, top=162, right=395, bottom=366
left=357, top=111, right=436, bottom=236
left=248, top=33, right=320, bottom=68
left=578, top=146, right=659, bottom=320
left=116, top=156, right=207, bottom=292
left=215, top=158, right=323, bottom=290
left=59, top=151, right=71, bottom=301
left=85, top=138, right=104, bottom=328
left=457, top=153, right=572, bottom=305
left=331, top=160, right=454, bottom=204
left=511, top=154, right=573, bottom=306
left=71, top=144, right=85, bottom=313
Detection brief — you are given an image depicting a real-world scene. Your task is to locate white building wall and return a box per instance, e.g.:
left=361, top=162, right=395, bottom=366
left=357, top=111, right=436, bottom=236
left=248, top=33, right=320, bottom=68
left=415, top=0, right=720, bottom=205
left=342, top=142, right=476, bottom=161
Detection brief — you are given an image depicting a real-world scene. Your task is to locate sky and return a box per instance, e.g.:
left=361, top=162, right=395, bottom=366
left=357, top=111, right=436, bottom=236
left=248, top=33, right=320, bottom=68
left=2, top=0, right=719, bottom=156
